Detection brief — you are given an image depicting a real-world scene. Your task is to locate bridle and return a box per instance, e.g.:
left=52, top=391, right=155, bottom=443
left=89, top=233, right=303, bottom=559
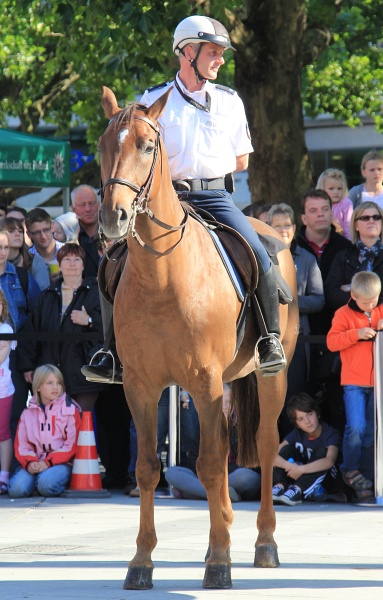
left=99, top=112, right=188, bottom=258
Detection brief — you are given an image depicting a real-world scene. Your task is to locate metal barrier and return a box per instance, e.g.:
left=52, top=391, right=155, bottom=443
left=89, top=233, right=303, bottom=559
left=4, top=329, right=381, bottom=503
left=374, top=332, right=383, bottom=505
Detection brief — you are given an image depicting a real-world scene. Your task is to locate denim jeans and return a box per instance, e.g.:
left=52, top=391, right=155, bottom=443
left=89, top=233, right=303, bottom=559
left=165, top=465, right=261, bottom=500
left=342, top=385, right=374, bottom=473
left=186, top=191, right=270, bottom=273
left=8, top=464, right=72, bottom=498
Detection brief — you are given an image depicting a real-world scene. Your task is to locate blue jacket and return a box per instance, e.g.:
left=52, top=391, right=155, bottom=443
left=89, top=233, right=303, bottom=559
left=0, top=262, right=41, bottom=331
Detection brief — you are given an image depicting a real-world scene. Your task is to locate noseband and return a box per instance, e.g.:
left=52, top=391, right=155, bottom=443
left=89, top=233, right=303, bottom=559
left=100, top=113, right=188, bottom=257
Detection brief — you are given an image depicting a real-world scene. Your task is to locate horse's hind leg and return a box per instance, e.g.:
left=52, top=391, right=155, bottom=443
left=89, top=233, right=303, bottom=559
left=195, top=388, right=234, bottom=589
left=122, top=388, right=161, bottom=590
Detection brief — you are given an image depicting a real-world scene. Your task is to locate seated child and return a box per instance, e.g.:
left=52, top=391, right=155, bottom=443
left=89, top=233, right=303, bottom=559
left=327, top=270, right=383, bottom=499
left=8, top=365, right=82, bottom=498
left=272, top=393, right=340, bottom=506
left=165, top=385, right=261, bottom=502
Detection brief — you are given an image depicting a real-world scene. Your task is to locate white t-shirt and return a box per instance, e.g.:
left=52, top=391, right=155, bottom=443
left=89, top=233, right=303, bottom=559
left=140, top=74, right=254, bottom=181
left=0, top=322, right=15, bottom=399
left=361, top=189, right=383, bottom=210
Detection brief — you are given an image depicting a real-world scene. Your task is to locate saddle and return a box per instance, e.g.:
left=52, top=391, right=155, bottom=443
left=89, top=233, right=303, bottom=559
left=97, top=214, right=258, bottom=305
left=98, top=204, right=292, bottom=312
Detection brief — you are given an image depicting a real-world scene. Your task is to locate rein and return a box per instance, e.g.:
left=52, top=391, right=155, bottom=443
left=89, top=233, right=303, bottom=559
left=100, top=113, right=189, bottom=259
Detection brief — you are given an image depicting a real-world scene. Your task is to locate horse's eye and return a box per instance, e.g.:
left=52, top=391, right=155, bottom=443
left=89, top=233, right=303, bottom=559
left=145, top=145, right=155, bottom=155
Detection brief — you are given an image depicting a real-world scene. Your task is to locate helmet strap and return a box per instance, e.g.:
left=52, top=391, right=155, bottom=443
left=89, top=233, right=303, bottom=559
left=180, top=44, right=205, bottom=83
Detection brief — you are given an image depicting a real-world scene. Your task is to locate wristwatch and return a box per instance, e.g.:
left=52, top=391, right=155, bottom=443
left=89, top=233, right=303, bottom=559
left=87, top=316, right=93, bottom=327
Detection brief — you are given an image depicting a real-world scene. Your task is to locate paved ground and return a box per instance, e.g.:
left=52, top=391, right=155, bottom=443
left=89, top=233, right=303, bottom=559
left=1, top=491, right=382, bottom=599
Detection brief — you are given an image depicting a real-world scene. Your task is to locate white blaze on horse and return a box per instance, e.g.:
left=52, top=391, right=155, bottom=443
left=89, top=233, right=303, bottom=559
left=98, top=86, right=298, bottom=590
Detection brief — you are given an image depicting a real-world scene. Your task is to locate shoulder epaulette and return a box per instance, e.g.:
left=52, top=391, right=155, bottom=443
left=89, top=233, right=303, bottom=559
left=214, top=83, right=235, bottom=95
left=147, top=81, right=170, bottom=92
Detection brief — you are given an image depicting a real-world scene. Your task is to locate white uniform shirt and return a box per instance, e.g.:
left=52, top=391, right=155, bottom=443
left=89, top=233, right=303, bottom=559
left=140, top=74, right=254, bottom=181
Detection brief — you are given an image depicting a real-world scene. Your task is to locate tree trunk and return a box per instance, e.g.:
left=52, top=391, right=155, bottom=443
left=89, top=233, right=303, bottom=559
left=232, top=0, right=312, bottom=215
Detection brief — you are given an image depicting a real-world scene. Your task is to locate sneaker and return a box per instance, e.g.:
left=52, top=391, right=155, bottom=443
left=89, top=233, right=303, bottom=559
left=278, top=485, right=302, bottom=506
left=129, top=486, right=140, bottom=497
left=272, top=484, right=285, bottom=502
left=228, top=486, right=242, bottom=503
left=342, top=470, right=373, bottom=491
left=354, top=488, right=374, bottom=500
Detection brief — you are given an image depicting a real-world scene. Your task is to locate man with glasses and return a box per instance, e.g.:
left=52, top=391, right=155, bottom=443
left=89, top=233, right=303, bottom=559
left=25, top=208, right=63, bottom=281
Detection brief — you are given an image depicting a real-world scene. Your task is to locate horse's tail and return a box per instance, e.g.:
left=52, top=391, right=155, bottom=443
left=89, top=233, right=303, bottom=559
left=230, top=372, right=260, bottom=468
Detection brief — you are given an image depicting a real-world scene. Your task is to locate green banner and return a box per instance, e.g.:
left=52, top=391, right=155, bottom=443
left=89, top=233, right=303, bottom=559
left=0, top=129, right=71, bottom=187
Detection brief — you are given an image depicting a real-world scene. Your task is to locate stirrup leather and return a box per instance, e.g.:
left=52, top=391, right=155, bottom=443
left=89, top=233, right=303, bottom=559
left=254, top=335, right=287, bottom=377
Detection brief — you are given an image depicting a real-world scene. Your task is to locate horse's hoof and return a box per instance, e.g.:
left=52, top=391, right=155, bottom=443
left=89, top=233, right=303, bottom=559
left=254, top=544, right=280, bottom=568
left=202, top=563, right=232, bottom=589
left=123, top=566, right=154, bottom=589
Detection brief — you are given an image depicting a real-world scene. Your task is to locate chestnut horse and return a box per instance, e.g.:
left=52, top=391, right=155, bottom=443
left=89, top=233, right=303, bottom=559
left=98, top=86, right=298, bottom=590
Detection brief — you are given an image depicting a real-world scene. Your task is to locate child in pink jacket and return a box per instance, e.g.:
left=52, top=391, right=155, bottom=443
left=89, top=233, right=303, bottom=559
left=9, top=365, right=81, bottom=498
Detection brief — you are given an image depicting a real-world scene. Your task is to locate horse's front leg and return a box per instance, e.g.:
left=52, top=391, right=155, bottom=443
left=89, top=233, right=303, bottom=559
left=123, top=390, right=161, bottom=590
left=197, top=394, right=233, bottom=589
left=254, top=374, right=286, bottom=568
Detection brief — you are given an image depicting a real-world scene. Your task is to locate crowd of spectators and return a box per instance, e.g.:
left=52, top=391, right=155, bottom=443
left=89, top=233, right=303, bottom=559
left=0, top=148, right=382, bottom=503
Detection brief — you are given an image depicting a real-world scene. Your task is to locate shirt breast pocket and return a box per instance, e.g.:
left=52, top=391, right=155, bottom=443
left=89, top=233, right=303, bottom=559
left=198, top=115, right=230, bottom=158
left=162, top=115, right=183, bottom=158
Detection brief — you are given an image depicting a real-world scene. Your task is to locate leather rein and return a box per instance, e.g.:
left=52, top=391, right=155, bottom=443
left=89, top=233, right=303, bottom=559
left=100, top=113, right=188, bottom=258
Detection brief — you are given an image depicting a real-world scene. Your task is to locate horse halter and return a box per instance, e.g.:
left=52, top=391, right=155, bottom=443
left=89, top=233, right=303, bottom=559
left=100, top=112, right=189, bottom=257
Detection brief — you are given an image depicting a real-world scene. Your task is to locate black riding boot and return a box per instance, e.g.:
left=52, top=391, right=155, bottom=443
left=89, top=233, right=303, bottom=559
left=81, top=345, right=123, bottom=384
left=254, top=267, right=287, bottom=375
left=81, top=296, right=123, bottom=384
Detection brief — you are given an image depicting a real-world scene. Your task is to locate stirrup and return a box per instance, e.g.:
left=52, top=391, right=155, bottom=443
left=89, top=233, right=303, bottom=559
left=254, top=335, right=287, bottom=377
left=84, top=349, right=120, bottom=384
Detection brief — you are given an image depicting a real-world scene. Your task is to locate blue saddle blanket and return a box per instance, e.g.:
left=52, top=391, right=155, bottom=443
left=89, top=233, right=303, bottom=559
left=210, top=230, right=245, bottom=302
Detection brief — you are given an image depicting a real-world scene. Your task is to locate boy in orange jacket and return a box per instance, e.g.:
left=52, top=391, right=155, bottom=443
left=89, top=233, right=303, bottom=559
left=327, top=271, right=383, bottom=499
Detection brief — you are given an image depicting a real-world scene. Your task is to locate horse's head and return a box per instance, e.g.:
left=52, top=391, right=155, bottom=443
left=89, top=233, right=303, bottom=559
left=98, top=86, right=172, bottom=239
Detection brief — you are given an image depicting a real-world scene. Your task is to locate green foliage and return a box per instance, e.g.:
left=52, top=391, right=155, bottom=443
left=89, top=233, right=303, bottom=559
left=303, top=0, right=383, bottom=130
left=2, top=0, right=383, bottom=150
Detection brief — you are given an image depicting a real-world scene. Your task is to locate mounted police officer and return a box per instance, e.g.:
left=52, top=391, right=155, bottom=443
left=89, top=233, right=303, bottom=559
left=82, top=15, right=286, bottom=383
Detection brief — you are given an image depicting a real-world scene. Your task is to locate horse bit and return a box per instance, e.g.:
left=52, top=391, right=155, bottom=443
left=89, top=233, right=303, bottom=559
left=99, top=112, right=189, bottom=259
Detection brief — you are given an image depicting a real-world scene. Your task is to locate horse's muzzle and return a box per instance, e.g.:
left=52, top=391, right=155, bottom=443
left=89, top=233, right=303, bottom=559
left=99, top=204, right=129, bottom=239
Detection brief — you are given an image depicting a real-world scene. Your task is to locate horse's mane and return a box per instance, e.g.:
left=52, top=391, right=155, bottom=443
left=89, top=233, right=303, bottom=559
left=114, top=102, right=148, bottom=128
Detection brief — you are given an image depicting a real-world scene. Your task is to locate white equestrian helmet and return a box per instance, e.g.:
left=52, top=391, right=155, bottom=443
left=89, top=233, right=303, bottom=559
left=173, top=15, right=235, bottom=56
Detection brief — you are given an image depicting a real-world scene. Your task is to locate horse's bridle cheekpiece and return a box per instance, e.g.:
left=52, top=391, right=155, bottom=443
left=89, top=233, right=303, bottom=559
left=100, top=111, right=188, bottom=258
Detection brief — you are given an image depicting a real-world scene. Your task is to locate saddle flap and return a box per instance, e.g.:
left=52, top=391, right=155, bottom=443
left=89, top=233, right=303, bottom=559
left=214, top=227, right=258, bottom=295
left=98, top=239, right=128, bottom=303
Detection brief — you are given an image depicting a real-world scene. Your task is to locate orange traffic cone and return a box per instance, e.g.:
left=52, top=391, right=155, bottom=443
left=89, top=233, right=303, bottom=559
left=62, top=411, right=110, bottom=498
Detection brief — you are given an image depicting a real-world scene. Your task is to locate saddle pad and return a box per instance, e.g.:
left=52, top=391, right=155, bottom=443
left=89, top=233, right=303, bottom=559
left=210, top=230, right=245, bottom=302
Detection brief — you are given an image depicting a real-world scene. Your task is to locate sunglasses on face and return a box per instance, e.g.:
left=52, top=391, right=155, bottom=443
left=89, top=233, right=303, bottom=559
left=356, top=214, right=382, bottom=222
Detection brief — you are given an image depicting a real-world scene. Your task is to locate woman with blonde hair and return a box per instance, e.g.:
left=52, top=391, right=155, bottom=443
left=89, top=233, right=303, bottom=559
left=8, top=364, right=81, bottom=498
left=325, top=201, right=383, bottom=311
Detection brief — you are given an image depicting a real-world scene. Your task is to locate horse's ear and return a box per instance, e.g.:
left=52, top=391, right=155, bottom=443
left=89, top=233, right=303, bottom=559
left=146, top=87, right=173, bottom=123
left=101, top=86, right=121, bottom=120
